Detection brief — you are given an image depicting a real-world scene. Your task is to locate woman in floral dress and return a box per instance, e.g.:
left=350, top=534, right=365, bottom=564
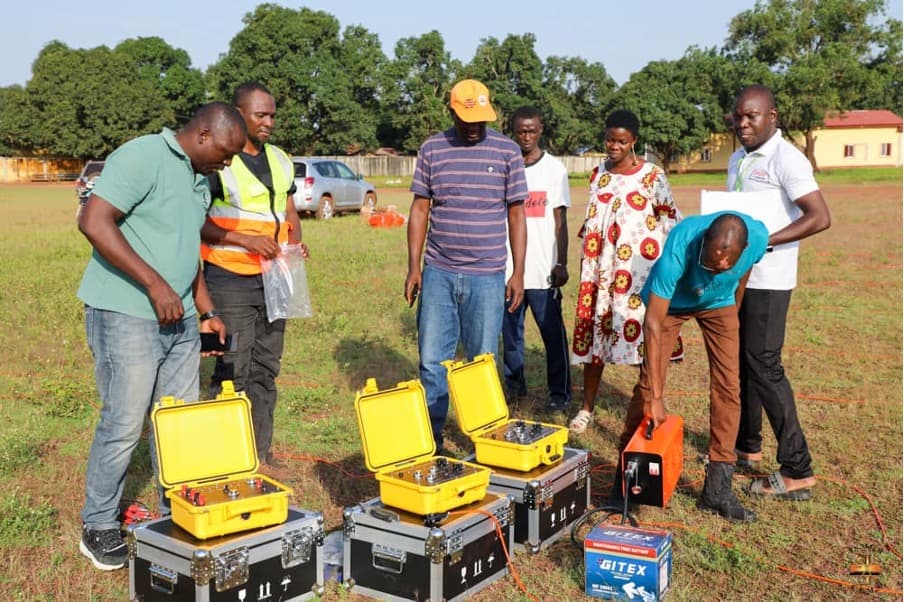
left=569, top=110, right=682, bottom=433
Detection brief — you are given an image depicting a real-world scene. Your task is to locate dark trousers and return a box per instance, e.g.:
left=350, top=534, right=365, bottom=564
left=619, top=306, right=741, bottom=463
left=502, top=288, right=572, bottom=403
left=736, top=289, right=813, bottom=479
left=209, top=286, right=286, bottom=460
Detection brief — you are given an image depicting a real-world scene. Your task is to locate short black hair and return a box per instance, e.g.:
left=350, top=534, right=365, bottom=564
left=605, top=109, right=640, bottom=137
left=232, top=81, right=272, bottom=108
left=189, top=101, right=245, bottom=135
left=735, top=84, right=776, bottom=111
left=510, top=106, right=543, bottom=129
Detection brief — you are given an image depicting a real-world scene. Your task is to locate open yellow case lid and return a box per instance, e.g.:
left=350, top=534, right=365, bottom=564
left=444, top=353, right=509, bottom=436
left=354, top=378, right=435, bottom=472
left=151, top=381, right=258, bottom=488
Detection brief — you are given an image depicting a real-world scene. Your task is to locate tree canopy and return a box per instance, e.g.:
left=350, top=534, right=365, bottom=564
left=725, top=0, right=902, bottom=167
left=0, top=1, right=899, bottom=168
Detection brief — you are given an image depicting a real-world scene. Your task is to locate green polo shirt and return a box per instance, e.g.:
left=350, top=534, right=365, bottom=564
left=77, top=128, right=212, bottom=320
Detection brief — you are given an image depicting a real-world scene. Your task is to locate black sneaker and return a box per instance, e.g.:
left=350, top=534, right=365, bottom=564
left=80, top=524, right=128, bottom=570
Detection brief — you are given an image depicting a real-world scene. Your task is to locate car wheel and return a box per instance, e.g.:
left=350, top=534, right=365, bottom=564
left=362, top=191, right=377, bottom=212
left=317, top=195, right=335, bottom=220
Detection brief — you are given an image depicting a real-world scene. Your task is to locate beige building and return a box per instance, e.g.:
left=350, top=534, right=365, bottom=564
left=811, top=109, right=902, bottom=168
left=675, top=109, right=903, bottom=173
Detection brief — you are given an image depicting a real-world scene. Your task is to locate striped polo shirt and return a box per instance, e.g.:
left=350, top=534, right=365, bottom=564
left=411, top=127, right=528, bottom=274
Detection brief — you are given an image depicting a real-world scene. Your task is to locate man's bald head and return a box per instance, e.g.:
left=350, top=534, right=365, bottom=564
left=701, top=213, right=749, bottom=272
left=177, top=102, right=247, bottom=175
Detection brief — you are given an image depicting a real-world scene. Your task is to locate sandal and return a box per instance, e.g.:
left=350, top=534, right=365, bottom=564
left=747, top=470, right=813, bottom=501
left=569, top=409, right=593, bottom=434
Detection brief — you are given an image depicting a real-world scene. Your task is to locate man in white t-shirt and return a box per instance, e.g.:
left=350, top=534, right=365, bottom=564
left=728, top=85, right=831, bottom=501
left=503, top=106, right=572, bottom=413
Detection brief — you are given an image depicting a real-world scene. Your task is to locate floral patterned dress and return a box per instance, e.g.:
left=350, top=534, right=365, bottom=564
left=571, top=161, right=683, bottom=366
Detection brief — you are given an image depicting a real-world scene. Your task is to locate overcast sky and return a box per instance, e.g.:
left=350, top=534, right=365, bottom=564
left=2, top=0, right=900, bottom=87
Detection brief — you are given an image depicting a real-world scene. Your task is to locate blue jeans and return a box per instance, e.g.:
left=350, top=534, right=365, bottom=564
left=417, top=264, right=505, bottom=445
left=80, top=307, right=200, bottom=529
left=502, top=288, right=572, bottom=403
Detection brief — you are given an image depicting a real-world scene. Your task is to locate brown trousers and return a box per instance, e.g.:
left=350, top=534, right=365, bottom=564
left=619, top=305, right=741, bottom=463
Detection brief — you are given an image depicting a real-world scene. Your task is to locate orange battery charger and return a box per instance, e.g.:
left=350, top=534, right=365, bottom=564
left=620, top=414, right=684, bottom=507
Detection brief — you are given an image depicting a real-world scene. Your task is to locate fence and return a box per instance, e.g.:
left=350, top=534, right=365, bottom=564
left=310, top=155, right=605, bottom=178
left=0, top=155, right=607, bottom=184
left=0, top=157, right=82, bottom=183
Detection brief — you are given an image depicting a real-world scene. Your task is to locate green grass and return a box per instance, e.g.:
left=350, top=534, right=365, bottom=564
left=0, top=181, right=900, bottom=600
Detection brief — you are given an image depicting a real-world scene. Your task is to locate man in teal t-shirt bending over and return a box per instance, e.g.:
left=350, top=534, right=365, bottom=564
left=612, top=211, right=768, bottom=523
left=76, top=102, right=246, bottom=571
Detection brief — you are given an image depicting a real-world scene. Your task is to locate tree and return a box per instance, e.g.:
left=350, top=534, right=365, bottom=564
left=466, top=34, right=545, bottom=131
left=542, top=56, right=617, bottom=155
left=610, top=48, right=733, bottom=173
left=209, top=4, right=385, bottom=154
left=14, top=41, right=168, bottom=158
left=380, top=31, right=459, bottom=154
left=115, top=37, right=206, bottom=125
left=725, top=0, right=902, bottom=168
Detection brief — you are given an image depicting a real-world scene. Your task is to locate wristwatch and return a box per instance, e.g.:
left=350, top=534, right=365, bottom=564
left=199, top=310, right=220, bottom=322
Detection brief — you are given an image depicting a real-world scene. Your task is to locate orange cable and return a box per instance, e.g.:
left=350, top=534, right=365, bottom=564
left=449, top=508, right=540, bottom=602
left=818, top=475, right=902, bottom=560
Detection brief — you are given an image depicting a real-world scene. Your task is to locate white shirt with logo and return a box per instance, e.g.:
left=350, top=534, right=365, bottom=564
left=727, top=129, right=819, bottom=290
left=506, top=152, right=571, bottom=289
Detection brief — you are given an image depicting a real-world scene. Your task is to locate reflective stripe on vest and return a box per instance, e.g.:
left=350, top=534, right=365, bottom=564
left=201, top=145, right=295, bottom=275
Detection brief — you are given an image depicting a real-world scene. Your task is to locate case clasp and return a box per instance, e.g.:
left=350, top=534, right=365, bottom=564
left=214, top=547, right=249, bottom=591
left=282, top=527, right=314, bottom=567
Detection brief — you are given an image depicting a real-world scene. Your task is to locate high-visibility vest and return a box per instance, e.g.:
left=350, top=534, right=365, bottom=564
left=201, top=144, right=295, bottom=275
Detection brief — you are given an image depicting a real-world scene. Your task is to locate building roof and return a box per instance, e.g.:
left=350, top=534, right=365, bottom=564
left=822, top=109, right=903, bottom=129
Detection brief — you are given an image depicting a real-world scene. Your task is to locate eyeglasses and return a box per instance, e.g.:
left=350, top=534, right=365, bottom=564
left=698, top=242, right=717, bottom=272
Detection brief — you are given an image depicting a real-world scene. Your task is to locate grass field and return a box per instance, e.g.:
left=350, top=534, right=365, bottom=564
left=0, top=171, right=901, bottom=600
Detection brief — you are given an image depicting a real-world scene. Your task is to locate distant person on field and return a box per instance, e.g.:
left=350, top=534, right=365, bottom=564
left=502, top=106, right=572, bottom=413
left=405, top=79, right=528, bottom=450
left=76, top=102, right=246, bottom=570
left=729, top=84, right=831, bottom=500
left=201, top=81, right=307, bottom=471
left=618, top=212, right=768, bottom=522
left=568, top=109, right=682, bottom=435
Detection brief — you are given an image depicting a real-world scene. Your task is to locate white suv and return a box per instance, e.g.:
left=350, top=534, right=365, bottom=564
left=292, top=158, right=377, bottom=220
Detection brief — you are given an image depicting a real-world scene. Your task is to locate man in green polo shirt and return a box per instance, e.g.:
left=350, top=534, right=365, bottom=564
left=76, top=102, right=246, bottom=571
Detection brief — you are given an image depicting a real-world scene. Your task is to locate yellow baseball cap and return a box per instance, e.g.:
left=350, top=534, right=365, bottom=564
left=449, top=79, right=497, bottom=123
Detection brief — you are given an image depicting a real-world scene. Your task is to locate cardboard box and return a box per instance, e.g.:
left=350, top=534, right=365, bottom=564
left=584, top=524, right=672, bottom=600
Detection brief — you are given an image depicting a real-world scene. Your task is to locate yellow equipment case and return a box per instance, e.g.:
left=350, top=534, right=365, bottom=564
left=354, top=378, right=491, bottom=516
left=445, top=353, right=568, bottom=472
left=151, top=382, right=293, bottom=539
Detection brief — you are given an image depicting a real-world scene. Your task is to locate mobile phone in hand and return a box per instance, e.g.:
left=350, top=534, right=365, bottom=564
left=200, top=333, right=236, bottom=353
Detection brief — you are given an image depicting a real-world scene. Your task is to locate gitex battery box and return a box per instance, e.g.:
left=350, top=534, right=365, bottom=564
left=584, top=524, right=672, bottom=601
left=151, top=381, right=292, bottom=539
left=128, top=506, right=324, bottom=601
left=445, top=353, right=568, bottom=472
left=473, top=447, right=590, bottom=554
left=621, top=415, right=684, bottom=507
left=354, top=378, right=491, bottom=516
left=343, top=493, right=513, bottom=602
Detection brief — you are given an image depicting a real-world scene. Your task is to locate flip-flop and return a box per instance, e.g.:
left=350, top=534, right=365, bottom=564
left=747, top=470, right=813, bottom=501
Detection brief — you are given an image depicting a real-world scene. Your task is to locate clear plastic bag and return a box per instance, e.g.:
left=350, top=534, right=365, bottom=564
left=260, top=243, right=313, bottom=322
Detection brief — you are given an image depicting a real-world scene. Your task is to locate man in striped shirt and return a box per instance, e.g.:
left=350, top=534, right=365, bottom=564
left=405, top=79, right=528, bottom=450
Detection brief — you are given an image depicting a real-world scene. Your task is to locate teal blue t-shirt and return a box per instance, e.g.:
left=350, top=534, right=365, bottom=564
left=77, top=129, right=212, bottom=320
left=642, top=212, right=768, bottom=313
